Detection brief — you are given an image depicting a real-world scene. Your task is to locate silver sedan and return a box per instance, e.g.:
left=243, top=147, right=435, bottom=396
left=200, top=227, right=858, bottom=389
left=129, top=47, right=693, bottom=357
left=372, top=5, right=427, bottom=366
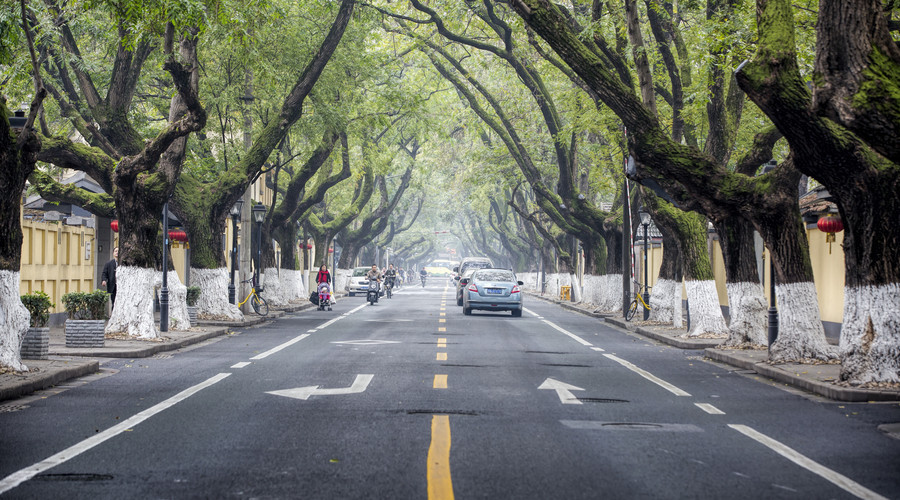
left=461, top=269, right=524, bottom=317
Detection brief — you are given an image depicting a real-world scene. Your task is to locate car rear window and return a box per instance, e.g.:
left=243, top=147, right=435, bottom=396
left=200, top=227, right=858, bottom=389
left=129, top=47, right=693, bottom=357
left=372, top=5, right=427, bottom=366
left=474, top=270, right=515, bottom=282
left=352, top=268, right=369, bottom=277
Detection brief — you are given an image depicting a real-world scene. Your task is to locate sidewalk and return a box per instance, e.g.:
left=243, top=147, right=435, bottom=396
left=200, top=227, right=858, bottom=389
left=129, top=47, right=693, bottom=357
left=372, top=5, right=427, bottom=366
left=1, top=300, right=316, bottom=403
left=527, top=291, right=900, bottom=403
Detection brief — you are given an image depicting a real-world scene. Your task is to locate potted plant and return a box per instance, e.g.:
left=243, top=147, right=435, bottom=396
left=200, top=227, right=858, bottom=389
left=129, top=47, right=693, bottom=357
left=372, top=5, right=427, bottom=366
left=20, top=291, right=54, bottom=359
left=186, top=286, right=201, bottom=325
left=63, top=290, right=109, bottom=348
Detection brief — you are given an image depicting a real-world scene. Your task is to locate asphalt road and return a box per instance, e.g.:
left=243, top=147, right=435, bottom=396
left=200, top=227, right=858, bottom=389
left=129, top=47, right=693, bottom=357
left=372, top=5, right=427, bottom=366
left=1, top=281, right=898, bottom=499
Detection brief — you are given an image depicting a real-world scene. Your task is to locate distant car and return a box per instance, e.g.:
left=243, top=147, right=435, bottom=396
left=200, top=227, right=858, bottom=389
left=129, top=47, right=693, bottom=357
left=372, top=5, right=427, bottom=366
left=454, top=268, right=477, bottom=306
left=455, top=256, right=494, bottom=277
left=423, top=266, right=453, bottom=277
left=346, top=267, right=372, bottom=296
left=461, top=268, right=524, bottom=317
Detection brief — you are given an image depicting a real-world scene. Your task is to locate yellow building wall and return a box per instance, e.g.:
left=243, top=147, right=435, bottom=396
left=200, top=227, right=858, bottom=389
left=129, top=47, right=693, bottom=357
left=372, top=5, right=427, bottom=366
left=20, top=219, right=96, bottom=314
left=709, top=239, right=729, bottom=307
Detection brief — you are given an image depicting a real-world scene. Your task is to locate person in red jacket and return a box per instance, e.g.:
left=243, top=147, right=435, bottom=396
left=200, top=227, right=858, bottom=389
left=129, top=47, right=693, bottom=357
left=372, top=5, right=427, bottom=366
left=316, top=265, right=331, bottom=286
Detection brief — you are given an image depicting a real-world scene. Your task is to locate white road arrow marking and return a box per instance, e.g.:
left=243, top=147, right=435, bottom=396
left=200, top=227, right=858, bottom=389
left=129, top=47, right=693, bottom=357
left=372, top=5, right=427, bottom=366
left=538, top=378, right=584, bottom=405
left=267, top=374, right=374, bottom=401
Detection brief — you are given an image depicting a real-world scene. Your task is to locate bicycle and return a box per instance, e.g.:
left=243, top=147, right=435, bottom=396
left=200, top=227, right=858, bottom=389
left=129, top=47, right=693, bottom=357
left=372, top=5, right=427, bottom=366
left=238, top=278, right=269, bottom=316
left=626, top=281, right=651, bottom=321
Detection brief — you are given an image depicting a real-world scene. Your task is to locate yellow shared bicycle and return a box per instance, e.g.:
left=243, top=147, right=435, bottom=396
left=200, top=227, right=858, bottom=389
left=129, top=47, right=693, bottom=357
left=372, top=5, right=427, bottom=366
left=626, top=281, right=651, bottom=321
left=238, top=278, right=269, bottom=316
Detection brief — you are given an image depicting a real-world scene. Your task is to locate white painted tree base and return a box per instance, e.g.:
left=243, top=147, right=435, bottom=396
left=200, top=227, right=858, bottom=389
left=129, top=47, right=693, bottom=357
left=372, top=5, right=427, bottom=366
left=191, top=268, right=243, bottom=322
left=683, top=280, right=728, bottom=338
left=650, top=278, right=678, bottom=324
left=106, top=266, right=159, bottom=339
left=263, top=268, right=288, bottom=307
left=769, top=282, right=838, bottom=363
left=155, top=270, right=190, bottom=331
left=590, top=274, right=623, bottom=312
left=724, top=282, right=768, bottom=347
left=0, top=271, right=28, bottom=372
left=840, top=283, right=900, bottom=384
left=279, top=269, right=305, bottom=303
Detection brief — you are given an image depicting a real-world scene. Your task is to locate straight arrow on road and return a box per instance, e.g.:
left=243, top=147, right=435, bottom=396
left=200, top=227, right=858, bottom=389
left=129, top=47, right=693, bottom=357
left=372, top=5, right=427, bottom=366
left=538, top=378, right=584, bottom=405
left=267, top=374, right=374, bottom=401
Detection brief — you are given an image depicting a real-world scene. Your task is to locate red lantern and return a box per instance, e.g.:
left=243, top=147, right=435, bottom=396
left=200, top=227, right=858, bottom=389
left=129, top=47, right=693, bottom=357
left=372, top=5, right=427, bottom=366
left=168, top=230, right=188, bottom=242
left=817, top=215, right=844, bottom=254
left=110, top=220, right=119, bottom=232
left=328, top=247, right=334, bottom=253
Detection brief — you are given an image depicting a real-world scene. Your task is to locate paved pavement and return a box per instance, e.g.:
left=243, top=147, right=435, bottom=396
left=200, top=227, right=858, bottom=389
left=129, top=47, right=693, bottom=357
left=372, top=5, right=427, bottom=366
left=528, top=292, right=900, bottom=403
left=0, top=300, right=315, bottom=403
left=3, top=292, right=898, bottom=405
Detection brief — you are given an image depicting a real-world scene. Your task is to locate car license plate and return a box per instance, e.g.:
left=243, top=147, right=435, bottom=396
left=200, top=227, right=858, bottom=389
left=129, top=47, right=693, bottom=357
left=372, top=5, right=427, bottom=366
left=486, top=288, right=503, bottom=295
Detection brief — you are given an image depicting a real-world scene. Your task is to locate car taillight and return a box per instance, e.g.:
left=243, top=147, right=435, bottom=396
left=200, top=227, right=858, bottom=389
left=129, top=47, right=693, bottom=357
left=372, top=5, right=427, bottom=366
left=467, top=283, right=478, bottom=292
left=511, top=285, right=520, bottom=293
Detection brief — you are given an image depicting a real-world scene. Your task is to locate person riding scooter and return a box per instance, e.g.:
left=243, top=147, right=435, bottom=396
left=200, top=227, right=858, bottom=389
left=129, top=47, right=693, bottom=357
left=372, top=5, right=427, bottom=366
left=366, top=264, right=383, bottom=303
left=384, top=264, right=397, bottom=298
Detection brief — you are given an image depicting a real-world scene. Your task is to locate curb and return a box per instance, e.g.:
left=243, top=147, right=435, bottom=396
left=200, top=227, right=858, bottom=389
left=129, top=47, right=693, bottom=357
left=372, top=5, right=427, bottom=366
left=56, top=327, right=232, bottom=359
left=0, top=359, right=100, bottom=402
left=705, top=348, right=900, bottom=403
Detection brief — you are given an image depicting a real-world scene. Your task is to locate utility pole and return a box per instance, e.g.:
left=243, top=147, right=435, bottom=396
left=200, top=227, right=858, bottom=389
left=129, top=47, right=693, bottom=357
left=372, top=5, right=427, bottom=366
left=239, top=70, right=254, bottom=312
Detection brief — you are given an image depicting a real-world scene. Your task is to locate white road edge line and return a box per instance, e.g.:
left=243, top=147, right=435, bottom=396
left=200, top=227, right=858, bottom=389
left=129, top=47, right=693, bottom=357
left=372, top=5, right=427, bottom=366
left=541, top=319, right=593, bottom=346
left=695, top=403, right=725, bottom=415
left=603, top=354, right=691, bottom=396
left=250, top=334, right=311, bottom=360
left=230, top=362, right=251, bottom=369
left=0, top=372, right=231, bottom=495
left=728, top=424, right=888, bottom=500
left=523, top=308, right=541, bottom=318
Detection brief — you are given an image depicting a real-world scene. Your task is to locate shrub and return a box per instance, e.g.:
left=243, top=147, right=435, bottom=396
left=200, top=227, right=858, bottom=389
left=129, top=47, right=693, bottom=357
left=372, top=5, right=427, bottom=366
left=186, top=286, right=201, bottom=307
left=62, top=290, right=110, bottom=320
left=21, top=291, right=55, bottom=328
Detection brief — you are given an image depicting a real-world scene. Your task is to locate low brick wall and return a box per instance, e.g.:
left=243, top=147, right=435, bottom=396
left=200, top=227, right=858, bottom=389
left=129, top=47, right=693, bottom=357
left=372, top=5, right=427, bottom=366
left=21, top=327, right=50, bottom=360
left=65, top=320, right=106, bottom=348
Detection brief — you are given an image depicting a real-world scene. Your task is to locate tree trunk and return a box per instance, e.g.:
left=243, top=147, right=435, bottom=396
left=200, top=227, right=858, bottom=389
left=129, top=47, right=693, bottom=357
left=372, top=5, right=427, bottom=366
left=715, top=218, right=768, bottom=347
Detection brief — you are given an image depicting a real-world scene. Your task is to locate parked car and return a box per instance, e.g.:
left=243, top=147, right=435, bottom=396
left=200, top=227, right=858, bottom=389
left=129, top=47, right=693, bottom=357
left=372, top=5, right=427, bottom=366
left=346, top=267, right=373, bottom=296
left=461, top=268, right=524, bottom=317
left=454, top=256, right=494, bottom=277
left=454, top=268, right=477, bottom=306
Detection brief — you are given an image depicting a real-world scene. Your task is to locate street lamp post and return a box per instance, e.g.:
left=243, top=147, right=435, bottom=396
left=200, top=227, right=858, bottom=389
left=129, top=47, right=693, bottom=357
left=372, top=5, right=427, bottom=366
left=638, top=208, right=652, bottom=321
left=228, top=199, right=244, bottom=304
left=160, top=201, right=170, bottom=332
left=762, top=159, right=779, bottom=346
left=252, top=202, right=267, bottom=290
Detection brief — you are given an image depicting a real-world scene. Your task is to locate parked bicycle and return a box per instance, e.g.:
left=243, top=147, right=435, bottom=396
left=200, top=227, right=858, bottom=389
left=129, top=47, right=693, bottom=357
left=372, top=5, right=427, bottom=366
left=238, top=278, right=269, bottom=316
left=626, top=281, right=651, bottom=321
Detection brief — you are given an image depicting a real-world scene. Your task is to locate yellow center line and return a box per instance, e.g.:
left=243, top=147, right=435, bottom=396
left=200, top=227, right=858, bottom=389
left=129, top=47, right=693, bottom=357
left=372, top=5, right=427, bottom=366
left=439, top=319, right=446, bottom=323
left=436, top=352, right=447, bottom=361
left=440, top=312, right=446, bottom=316
left=438, top=327, right=446, bottom=332
left=440, top=307, right=446, bottom=311
left=428, top=415, right=454, bottom=500
left=433, top=374, right=448, bottom=389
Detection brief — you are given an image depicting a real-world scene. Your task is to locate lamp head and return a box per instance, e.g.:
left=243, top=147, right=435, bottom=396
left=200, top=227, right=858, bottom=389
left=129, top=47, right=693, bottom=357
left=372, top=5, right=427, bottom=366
left=252, top=202, right=266, bottom=224
left=638, top=208, right=651, bottom=226
left=230, top=198, right=244, bottom=218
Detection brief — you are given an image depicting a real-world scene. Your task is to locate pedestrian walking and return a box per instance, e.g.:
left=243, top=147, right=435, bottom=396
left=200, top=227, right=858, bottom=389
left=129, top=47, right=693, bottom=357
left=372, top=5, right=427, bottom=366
left=101, top=247, right=118, bottom=309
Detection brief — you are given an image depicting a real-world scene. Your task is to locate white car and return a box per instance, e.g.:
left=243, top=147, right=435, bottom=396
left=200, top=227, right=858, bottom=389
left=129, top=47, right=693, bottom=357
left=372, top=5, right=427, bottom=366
left=346, top=267, right=373, bottom=296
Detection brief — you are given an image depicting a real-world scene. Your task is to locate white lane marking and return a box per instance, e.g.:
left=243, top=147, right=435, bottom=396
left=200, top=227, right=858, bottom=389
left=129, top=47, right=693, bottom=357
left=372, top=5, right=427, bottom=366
left=267, top=374, right=374, bottom=400
left=542, top=319, right=593, bottom=346
left=523, top=308, right=541, bottom=318
left=591, top=347, right=606, bottom=352
left=728, top=424, right=888, bottom=500
left=603, top=354, right=691, bottom=396
left=230, top=362, right=251, bottom=369
left=315, top=317, right=343, bottom=330
left=695, top=403, right=725, bottom=415
left=307, top=329, right=318, bottom=333
left=0, top=373, right=231, bottom=495
left=345, top=303, right=368, bottom=315
left=250, top=334, right=311, bottom=360
left=538, top=378, right=584, bottom=405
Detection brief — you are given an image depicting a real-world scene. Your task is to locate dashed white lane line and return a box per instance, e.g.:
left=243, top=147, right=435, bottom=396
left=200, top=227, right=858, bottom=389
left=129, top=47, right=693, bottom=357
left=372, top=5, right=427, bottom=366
left=250, top=334, right=310, bottom=360
left=728, top=424, right=888, bottom=500
left=523, top=308, right=542, bottom=318
left=541, top=319, right=593, bottom=346
left=695, top=403, right=725, bottom=415
left=0, top=373, right=231, bottom=495
left=231, top=362, right=251, bottom=369
left=591, top=347, right=606, bottom=352
left=309, top=303, right=367, bottom=332
left=603, top=354, right=691, bottom=396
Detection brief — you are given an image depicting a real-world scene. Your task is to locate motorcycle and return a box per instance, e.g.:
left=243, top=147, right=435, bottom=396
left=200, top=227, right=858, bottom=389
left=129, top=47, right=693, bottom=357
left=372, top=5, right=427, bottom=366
left=384, top=276, right=394, bottom=299
left=420, top=274, right=427, bottom=287
left=367, top=279, right=380, bottom=305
